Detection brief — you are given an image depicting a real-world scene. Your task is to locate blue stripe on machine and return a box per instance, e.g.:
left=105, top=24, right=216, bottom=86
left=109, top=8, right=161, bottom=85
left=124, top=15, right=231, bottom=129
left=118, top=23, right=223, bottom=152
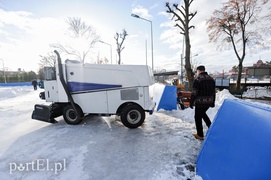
left=68, top=82, right=122, bottom=92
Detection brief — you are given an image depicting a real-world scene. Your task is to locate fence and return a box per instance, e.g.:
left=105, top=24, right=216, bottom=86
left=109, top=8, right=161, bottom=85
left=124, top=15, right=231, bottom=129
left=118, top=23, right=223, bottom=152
left=0, top=82, right=31, bottom=86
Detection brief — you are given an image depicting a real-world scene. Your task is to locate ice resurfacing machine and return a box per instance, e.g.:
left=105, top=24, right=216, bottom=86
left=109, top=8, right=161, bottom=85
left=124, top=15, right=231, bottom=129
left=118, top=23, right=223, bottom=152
left=32, top=51, right=156, bottom=128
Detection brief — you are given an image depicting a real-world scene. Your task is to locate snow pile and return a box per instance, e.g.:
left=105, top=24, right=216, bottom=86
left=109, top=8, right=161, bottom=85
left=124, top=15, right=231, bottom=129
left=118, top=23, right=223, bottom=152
left=243, top=86, right=271, bottom=98
left=0, top=86, right=33, bottom=101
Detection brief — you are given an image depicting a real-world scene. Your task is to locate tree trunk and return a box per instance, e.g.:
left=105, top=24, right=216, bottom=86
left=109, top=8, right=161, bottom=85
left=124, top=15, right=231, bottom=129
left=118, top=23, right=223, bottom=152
left=236, top=61, right=243, bottom=90
left=184, top=34, right=193, bottom=91
left=117, top=52, right=121, bottom=65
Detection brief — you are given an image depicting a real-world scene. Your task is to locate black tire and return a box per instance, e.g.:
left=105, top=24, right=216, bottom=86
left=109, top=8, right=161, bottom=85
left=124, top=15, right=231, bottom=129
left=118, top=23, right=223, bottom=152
left=63, top=104, right=83, bottom=125
left=121, top=104, right=145, bottom=128
left=178, top=103, right=185, bottom=110
left=177, top=97, right=185, bottom=110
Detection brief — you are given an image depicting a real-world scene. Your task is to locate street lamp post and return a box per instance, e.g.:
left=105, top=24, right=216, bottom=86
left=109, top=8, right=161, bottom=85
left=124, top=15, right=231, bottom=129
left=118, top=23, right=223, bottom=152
left=0, top=58, right=7, bottom=83
left=99, top=40, right=112, bottom=64
left=145, top=39, right=147, bottom=65
left=131, top=13, right=154, bottom=70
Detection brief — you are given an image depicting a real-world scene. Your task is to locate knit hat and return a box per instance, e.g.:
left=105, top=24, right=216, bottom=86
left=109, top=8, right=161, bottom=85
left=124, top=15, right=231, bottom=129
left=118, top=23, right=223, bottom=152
left=196, top=65, right=205, bottom=71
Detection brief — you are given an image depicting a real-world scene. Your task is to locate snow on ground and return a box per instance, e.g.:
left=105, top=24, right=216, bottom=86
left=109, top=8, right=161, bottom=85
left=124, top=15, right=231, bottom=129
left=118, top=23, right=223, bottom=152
left=0, top=86, right=34, bottom=101
left=243, top=86, right=271, bottom=98
left=0, top=85, right=270, bottom=180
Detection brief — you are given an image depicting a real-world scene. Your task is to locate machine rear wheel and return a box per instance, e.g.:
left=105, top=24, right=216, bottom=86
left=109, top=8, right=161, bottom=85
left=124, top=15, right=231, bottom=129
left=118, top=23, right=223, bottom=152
left=121, top=104, right=145, bottom=128
left=63, top=104, right=83, bottom=125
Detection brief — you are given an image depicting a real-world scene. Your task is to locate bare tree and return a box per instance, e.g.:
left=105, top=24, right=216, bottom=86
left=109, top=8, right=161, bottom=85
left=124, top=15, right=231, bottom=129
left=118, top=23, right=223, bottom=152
left=166, top=1, right=197, bottom=90
left=96, top=54, right=109, bottom=64
left=207, top=0, right=271, bottom=90
left=190, top=55, right=201, bottom=72
left=114, top=29, right=128, bottom=65
left=39, top=52, right=57, bottom=69
left=51, top=17, right=100, bottom=63
left=231, top=65, right=239, bottom=73
left=38, top=52, right=57, bottom=80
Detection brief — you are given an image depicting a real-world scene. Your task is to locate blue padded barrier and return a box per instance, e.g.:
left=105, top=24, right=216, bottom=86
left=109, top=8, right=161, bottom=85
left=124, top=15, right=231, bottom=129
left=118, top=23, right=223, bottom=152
left=157, top=85, right=177, bottom=111
left=196, top=99, right=271, bottom=180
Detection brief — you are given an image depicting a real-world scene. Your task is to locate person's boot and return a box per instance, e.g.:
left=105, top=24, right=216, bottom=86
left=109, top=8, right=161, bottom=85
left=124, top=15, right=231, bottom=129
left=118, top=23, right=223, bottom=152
left=193, top=134, right=204, bottom=140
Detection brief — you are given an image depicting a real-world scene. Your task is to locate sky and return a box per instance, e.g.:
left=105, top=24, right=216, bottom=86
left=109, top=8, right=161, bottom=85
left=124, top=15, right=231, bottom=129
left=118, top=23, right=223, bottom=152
left=0, top=0, right=270, bottom=73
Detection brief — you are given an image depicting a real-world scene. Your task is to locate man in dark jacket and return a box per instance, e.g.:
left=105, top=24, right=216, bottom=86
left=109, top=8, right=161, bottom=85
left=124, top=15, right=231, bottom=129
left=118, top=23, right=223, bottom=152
left=190, top=65, right=215, bottom=140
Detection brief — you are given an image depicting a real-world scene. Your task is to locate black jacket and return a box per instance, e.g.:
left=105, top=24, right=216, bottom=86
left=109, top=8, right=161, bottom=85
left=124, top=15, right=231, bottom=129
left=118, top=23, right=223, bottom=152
left=190, top=72, right=216, bottom=108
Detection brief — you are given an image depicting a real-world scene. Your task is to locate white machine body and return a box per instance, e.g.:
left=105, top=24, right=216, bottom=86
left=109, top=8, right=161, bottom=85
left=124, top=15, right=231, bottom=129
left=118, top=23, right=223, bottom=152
left=44, top=60, right=156, bottom=115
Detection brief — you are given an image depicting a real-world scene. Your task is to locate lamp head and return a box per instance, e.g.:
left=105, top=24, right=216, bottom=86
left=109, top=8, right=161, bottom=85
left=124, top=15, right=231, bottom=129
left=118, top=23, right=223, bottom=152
left=131, top=14, right=140, bottom=18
